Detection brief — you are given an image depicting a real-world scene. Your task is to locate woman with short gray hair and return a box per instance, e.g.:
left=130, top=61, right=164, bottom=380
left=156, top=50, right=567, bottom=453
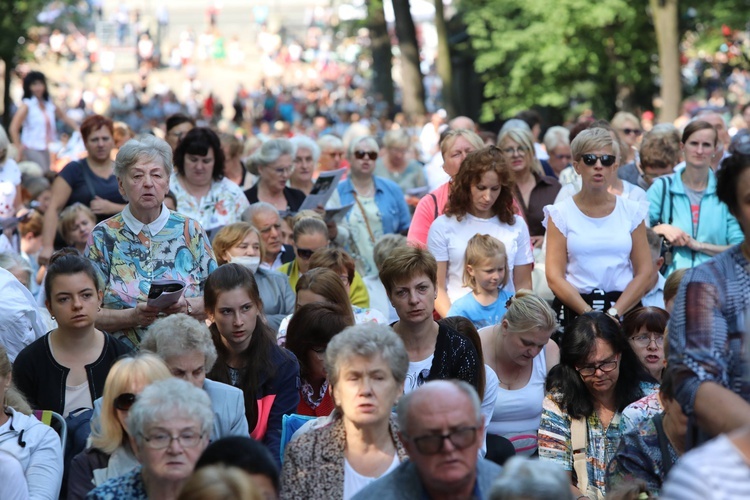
left=245, top=138, right=307, bottom=212
left=489, top=456, right=574, bottom=500
left=373, top=129, right=427, bottom=201
left=337, top=136, right=411, bottom=277
left=141, top=314, right=250, bottom=440
left=87, top=378, right=213, bottom=500
left=289, top=136, right=321, bottom=195
left=84, top=135, right=217, bottom=348
left=281, top=324, right=410, bottom=499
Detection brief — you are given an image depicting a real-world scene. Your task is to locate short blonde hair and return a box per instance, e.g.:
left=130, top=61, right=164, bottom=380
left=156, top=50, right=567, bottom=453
left=58, top=203, right=96, bottom=244
left=463, top=234, right=508, bottom=291
left=571, top=128, right=620, bottom=164
left=498, top=127, right=543, bottom=176
left=177, top=465, right=263, bottom=500
left=611, top=111, right=641, bottom=130
left=90, top=354, right=172, bottom=454
left=503, top=290, right=558, bottom=335
left=440, top=129, right=484, bottom=160
left=212, top=222, right=264, bottom=265
left=383, top=129, right=410, bottom=149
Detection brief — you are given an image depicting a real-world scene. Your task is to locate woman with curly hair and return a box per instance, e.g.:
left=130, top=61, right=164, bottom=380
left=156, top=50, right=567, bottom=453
left=427, top=145, right=533, bottom=316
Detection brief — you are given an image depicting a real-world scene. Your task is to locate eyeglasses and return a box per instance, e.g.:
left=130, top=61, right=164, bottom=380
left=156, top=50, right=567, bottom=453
left=409, top=427, right=478, bottom=455
left=620, top=128, right=642, bottom=137
left=140, top=430, right=205, bottom=450
left=271, top=167, right=292, bottom=176
left=580, top=154, right=616, bottom=167
left=502, top=146, right=528, bottom=156
left=576, top=358, right=619, bottom=377
left=354, top=150, right=378, bottom=160
left=114, top=393, right=137, bottom=411
left=296, top=245, right=327, bottom=260
left=630, top=333, right=665, bottom=347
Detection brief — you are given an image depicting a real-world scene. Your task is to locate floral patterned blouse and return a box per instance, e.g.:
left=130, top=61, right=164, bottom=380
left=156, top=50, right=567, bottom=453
left=86, top=467, right=147, bottom=500
left=170, top=175, right=250, bottom=232
left=85, top=210, right=217, bottom=347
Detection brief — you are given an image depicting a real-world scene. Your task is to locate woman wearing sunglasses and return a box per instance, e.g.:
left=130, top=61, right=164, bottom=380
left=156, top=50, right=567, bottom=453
left=538, top=312, right=654, bottom=500
left=646, top=120, right=743, bottom=277
left=338, top=136, right=411, bottom=277
left=611, top=111, right=642, bottom=165
left=67, top=354, right=171, bottom=499
left=544, top=128, right=653, bottom=330
left=12, top=250, right=132, bottom=418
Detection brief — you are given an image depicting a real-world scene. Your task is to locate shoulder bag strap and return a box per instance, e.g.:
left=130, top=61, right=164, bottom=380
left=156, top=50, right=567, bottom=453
left=666, top=177, right=674, bottom=225
left=79, top=159, right=98, bottom=202
left=429, top=192, right=438, bottom=220
left=571, top=417, right=589, bottom=496
left=653, top=413, right=674, bottom=477
left=351, top=191, right=376, bottom=244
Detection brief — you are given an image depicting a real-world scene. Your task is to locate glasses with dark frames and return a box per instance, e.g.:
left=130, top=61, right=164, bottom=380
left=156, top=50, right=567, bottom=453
left=407, top=427, right=478, bottom=455
left=580, top=154, right=616, bottom=167
left=114, top=393, right=137, bottom=411
left=354, top=150, right=378, bottom=160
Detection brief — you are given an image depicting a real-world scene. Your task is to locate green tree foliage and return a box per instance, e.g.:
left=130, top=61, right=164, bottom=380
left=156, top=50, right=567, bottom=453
left=462, top=0, right=657, bottom=121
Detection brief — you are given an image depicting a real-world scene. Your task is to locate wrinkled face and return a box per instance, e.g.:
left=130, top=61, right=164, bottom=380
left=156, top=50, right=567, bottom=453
left=252, top=211, right=282, bottom=257
left=208, top=287, right=259, bottom=353
left=292, top=147, right=315, bottom=184
left=548, top=144, right=572, bottom=176
left=350, top=142, right=378, bottom=178
left=260, top=154, right=292, bottom=192
left=166, top=122, right=194, bottom=152
left=165, top=350, right=206, bottom=389
left=85, top=126, right=115, bottom=163
left=135, top=415, right=208, bottom=484
left=319, top=147, right=344, bottom=171
left=182, top=147, right=215, bottom=188
left=119, top=159, right=170, bottom=213
left=46, top=272, right=102, bottom=331
left=389, top=274, right=436, bottom=325
left=682, top=129, right=717, bottom=169
left=501, top=323, right=552, bottom=367
left=402, top=388, right=482, bottom=493
left=469, top=170, right=501, bottom=219
left=500, top=137, right=531, bottom=174
left=576, top=338, right=621, bottom=397
left=442, top=136, right=476, bottom=178
left=387, top=145, right=408, bottom=168
left=332, top=354, right=402, bottom=427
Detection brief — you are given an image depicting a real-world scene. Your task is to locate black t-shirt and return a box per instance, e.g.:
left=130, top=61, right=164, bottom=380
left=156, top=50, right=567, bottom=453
left=59, top=159, right=126, bottom=221
left=244, top=184, right=307, bottom=214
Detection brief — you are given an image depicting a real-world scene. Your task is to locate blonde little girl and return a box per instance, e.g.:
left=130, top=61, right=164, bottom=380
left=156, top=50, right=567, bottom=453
left=447, top=234, right=512, bottom=328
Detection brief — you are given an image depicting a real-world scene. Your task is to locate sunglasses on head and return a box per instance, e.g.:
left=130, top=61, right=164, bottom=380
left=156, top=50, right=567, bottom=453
left=354, top=150, right=378, bottom=160
left=580, top=154, right=616, bottom=167
left=621, top=128, right=642, bottom=136
left=114, top=393, right=137, bottom=411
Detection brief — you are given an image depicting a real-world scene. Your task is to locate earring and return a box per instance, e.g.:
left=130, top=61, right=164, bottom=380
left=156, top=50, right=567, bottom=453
left=51, top=316, right=55, bottom=321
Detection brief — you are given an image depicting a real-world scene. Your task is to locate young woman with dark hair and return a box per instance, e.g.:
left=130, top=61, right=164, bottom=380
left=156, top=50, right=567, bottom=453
left=538, top=312, right=655, bottom=500
left=204, top=263, right=299, bottom=466
left=13, top=250, right=132, bottom=416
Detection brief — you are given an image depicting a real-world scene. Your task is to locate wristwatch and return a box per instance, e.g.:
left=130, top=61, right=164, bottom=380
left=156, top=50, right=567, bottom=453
left=606, top=307, right=619, bottom=320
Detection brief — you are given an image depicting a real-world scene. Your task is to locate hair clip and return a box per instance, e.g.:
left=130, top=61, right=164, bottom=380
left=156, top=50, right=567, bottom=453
left=505, top=296, right=514, bottom=308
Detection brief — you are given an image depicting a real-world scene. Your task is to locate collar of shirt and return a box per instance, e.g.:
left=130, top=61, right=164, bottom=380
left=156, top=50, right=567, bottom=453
left=121, top=203, right=170, bottom=236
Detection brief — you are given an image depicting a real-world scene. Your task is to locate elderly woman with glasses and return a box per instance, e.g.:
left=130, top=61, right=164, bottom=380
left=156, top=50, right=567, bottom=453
left=170, top=127, right=250, bottom=234
left=67, top=354, right=172, bottom=499
left=84, top=134, right=217, bottom=348
left=281, top=323, right=409, bottom=499
left=245, top=138, right=307, bottom=212
left=538, top=313, right=655, bottom=500
left=87, top=378, right=213, bottom=500
left=338, top=135, right=411, bottom=277
left=544, top=128, right=653, bottom=331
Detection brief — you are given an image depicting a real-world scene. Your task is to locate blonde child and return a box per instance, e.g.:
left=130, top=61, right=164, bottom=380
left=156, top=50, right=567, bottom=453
left=447, top=234, right=513, bottom=328
left=58, top=203, right=96, bottom=253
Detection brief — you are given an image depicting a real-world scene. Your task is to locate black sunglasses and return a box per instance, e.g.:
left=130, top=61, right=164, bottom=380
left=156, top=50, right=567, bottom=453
left=296, top=247, right=319, bottom=260
left=621, top=128, right=642, bottom=136
left=354, top=150, right=378, bottom=160
left=114, top=393, right=137, bottom=411
left=581, top=154, right=616, bottom=167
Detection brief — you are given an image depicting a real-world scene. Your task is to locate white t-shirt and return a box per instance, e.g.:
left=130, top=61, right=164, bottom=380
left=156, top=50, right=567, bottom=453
left=543, top=196, right=647, bottom=294
left=404, top=355, right=434, bottom=394
left=0, top=159, right=21, bottom=219
left=343, top=453, right=400, bottom=500
left=428, top=213, right=533, bottom=301
left=553, top=178, right=647, bottom=206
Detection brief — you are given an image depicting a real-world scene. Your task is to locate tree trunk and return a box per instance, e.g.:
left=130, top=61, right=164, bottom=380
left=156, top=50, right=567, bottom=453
left=434, top=0, right=454, bottom=117
left=2, top=58, right=11, bottom=130
left=650, top=0, right=681, bottom=123
left=367, top=0, right=394, bottom=107
left=392, top=0, right=427, bottom=118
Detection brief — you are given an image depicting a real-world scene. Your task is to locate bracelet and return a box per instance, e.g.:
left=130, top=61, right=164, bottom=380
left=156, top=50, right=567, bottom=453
left=186, top=301, right=193, bottom=315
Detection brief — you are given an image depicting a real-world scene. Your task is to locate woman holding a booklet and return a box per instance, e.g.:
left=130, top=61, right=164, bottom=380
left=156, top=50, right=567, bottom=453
left=84, top=135, right=217, bottom=348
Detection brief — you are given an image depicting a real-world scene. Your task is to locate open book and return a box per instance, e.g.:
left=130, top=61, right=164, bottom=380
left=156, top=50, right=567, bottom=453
left=147, top=280, right=186, bottom=309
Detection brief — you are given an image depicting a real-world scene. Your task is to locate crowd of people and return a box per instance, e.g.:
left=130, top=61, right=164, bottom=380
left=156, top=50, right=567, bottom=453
left=1, top=63, right=750, bottom=500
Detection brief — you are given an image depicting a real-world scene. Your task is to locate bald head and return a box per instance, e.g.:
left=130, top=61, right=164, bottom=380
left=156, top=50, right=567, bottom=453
left=397, top=380, right=482, bottom=433
left=449, top=116, right=475, bottom=132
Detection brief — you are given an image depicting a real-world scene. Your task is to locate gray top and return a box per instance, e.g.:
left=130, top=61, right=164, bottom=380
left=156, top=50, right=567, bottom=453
left=255, top=267, right=296, bottom=331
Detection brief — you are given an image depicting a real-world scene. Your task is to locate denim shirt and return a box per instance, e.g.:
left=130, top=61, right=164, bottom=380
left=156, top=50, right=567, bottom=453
left=337, top=176, right=411, bottom=235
